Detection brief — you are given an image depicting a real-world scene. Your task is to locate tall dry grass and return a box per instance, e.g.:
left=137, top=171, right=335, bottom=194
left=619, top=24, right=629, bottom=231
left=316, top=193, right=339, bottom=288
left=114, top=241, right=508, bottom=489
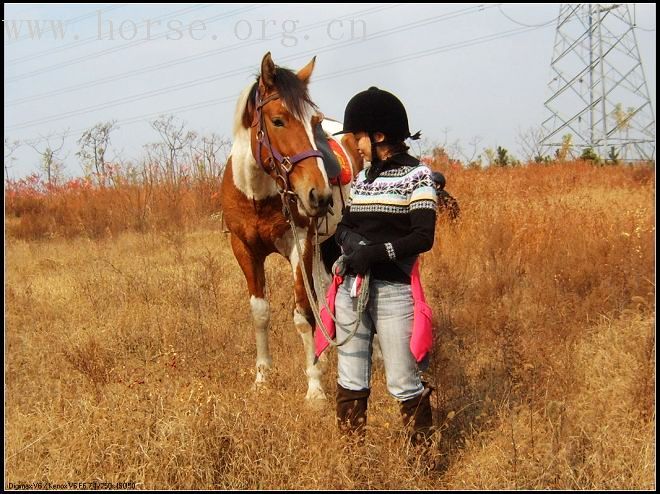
left=4, top=161, right=655, bottom=489
left=5, top=173, right=222, bottom=240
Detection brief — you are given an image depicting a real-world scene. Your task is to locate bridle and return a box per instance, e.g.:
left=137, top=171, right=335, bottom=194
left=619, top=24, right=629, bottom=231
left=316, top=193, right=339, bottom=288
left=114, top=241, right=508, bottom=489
left=252, top=86, right=323, bottom=203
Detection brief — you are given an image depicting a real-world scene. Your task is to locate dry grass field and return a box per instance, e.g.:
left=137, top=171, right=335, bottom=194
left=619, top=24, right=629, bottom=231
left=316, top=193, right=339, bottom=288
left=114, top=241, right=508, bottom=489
left=5, top=161, right=655, bottom=489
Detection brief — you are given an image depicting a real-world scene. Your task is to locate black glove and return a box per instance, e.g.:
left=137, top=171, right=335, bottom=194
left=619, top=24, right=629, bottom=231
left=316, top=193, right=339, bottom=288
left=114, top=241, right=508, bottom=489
left=337, top=230, right=370, bottom=257
left=345, top=242, right=389, bottom=275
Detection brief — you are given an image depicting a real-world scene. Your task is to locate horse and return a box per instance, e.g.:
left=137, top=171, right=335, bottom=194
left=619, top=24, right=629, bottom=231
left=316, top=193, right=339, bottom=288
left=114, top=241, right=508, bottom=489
left=220, top=52, right=363, bottom=401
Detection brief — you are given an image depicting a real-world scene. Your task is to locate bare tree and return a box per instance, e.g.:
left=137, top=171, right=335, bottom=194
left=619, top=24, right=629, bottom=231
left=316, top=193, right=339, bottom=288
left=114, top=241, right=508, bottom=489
left=483, top=147, right=496, bottom=167
left=4, top=138, right=21, bottom=181
left=190, top=133, right=231, bottom=180
left=516, top=126, right=547, bottom=163
left=77, top=121, right=117, bottom=186
left=150, top=114, right=197, bottom=184
left=458, top=135, right=483, bottom=165
left=27, top=133, right=68, bottom=185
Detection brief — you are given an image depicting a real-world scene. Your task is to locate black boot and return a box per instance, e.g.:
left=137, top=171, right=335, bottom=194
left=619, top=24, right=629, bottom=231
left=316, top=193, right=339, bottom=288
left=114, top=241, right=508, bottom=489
left=336, top=383, right=370, bottom=437
left=399, top=385, right=434, bottom=446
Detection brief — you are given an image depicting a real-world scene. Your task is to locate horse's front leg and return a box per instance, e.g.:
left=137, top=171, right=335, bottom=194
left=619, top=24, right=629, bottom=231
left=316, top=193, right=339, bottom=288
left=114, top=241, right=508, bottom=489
left=230, top=235, right=271, bottom=388
left=289, top=229, right=327, bottom=402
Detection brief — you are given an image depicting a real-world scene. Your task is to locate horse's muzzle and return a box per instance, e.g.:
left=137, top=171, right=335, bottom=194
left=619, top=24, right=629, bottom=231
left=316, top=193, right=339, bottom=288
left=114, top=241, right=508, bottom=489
left=307, top=188, right=333, bottom=217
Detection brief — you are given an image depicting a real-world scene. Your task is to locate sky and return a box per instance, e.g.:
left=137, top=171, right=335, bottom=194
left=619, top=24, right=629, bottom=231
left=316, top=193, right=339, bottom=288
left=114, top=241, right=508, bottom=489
left=4, top=3, right=657, bottom=179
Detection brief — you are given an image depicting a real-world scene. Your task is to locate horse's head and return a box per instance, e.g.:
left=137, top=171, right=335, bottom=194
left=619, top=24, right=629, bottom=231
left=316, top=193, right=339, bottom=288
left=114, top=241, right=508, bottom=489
left=243, top=52, right=332, bottom=218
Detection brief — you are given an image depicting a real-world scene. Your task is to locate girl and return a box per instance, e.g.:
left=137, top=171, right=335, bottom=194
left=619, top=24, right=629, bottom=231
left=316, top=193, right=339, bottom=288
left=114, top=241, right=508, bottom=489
left=332, top=86, right=437, bottom=444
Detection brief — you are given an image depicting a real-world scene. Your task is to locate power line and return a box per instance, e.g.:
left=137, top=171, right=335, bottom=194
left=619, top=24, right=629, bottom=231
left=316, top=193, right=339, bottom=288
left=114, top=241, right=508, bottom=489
left=6, top=4, right=212, bottom=63
left=632, top=3, right=656, bottom=32
left=5, top=4, right=499, bottom=132
left=5, top=4, right=402, bottom=108
left=18, top=22, right=549, bottom=147
left=4, top=4, right=129, bottom=45
left=4, top=4, right=267, bottom=82
left=497, top=5, right=559, bottom=28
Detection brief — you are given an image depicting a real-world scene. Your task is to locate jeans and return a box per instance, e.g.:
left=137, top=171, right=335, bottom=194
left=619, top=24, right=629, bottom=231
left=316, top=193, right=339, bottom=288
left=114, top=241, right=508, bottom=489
left=335, top=276, right=424, bottom=401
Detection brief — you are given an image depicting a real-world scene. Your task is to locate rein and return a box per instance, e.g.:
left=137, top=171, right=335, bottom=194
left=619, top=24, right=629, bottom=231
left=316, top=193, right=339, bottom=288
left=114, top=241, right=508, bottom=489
left=281, top=197, right=368, bottom=351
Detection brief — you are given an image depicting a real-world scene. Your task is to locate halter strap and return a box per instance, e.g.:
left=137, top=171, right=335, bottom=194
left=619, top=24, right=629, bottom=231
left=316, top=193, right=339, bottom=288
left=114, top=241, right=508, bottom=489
left=253, top=88, right=323, bottom=204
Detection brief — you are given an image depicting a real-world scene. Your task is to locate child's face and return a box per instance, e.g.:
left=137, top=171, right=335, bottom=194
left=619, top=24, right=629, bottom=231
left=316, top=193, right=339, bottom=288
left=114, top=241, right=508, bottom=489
left=353, top=132, right=372, bottom=162
left=352, top=131, right=387, bottom=162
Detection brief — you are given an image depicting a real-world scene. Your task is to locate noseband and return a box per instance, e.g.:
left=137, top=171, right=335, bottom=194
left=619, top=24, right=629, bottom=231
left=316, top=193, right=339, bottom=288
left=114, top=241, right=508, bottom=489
left=252, top=88, right=323, bottom=199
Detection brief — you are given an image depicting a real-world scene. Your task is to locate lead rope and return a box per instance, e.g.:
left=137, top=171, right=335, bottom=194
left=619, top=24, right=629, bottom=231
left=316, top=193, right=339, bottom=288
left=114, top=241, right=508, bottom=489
left=310, top=177, right=349, bottom=328
left=282, top=197, right=368, bottom=349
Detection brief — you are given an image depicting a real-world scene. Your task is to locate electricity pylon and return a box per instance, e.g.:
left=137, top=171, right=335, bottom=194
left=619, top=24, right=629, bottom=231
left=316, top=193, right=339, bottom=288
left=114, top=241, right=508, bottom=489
left=541, top=4, right=655, bottom=161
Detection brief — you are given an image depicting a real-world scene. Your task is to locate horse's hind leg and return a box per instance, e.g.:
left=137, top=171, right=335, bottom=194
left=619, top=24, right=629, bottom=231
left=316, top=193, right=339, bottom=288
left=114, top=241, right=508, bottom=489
left=230, top=235, right=271, bottom=388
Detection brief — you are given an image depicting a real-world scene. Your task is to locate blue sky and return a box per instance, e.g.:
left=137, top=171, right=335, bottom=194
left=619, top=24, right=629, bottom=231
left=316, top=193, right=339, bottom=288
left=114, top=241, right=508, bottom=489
left=4, top=3, right=656, bottom=179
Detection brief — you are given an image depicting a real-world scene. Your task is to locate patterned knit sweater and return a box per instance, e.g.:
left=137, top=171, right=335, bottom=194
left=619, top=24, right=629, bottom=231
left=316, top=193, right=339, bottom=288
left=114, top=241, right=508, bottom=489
left=336, top=154, right=437, bottom=283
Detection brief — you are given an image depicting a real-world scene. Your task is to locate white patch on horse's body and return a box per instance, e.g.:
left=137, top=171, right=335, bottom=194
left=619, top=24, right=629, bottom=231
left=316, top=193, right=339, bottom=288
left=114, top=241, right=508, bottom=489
left=298, top=323, right=326, bottom=401
left=277, top=225, right=326, bottom=401
left=250, top=295, right=272, bottom=384
left=293, top=309, right=309, bottom=328
left=293, top=290, right=327, bottom=401
left=231, top=84, right=278, bottom=201
left=273, top=227, right=307, bottom=263
left=319, top=118, right=343, bottom=139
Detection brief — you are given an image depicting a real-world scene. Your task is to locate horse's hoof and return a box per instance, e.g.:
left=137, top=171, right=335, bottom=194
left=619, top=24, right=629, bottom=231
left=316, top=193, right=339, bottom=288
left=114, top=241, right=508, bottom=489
left=305, top=388, right=327, bottom=402
left=252, top=381, right=269, bottom=393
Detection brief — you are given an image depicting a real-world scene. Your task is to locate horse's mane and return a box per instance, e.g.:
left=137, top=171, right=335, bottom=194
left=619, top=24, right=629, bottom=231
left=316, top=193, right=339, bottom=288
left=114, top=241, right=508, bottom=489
left=240, top=66, right=318, bottom=130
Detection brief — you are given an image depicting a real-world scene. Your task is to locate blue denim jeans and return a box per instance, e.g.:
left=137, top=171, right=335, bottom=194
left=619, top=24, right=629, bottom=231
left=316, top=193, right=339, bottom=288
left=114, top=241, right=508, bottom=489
left=335, top=276, right=424, bottom=401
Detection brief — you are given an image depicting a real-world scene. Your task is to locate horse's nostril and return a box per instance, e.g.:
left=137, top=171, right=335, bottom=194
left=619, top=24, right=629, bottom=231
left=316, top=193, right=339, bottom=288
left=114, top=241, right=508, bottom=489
left=308, top=188, right=333, bottom=212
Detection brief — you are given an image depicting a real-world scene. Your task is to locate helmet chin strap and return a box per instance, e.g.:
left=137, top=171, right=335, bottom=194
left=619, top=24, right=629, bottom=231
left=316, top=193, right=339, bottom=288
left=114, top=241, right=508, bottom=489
left=366, top=132, right=386, bottom=183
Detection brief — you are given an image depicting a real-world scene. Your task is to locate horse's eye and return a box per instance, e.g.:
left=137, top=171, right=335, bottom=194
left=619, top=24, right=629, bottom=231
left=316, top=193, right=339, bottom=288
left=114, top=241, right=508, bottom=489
left=272, top=118, right=285, bottom=127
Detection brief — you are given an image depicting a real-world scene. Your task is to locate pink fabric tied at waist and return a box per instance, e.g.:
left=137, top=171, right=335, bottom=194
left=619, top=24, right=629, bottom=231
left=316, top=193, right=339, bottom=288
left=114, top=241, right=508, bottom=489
left=314, top=273, right=343, bottom=360
left=314, top=260, right=433, bottom=363
left=409, top=260, right=433, bottom=363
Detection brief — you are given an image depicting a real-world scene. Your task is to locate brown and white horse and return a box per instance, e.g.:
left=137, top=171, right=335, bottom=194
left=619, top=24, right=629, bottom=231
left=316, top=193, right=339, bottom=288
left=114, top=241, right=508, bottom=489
left=220, top=52, right=362, bottom=401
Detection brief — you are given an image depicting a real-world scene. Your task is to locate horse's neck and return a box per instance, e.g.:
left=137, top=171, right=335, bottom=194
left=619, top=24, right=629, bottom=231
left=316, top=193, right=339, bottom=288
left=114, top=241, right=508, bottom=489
left=230, top=128, right=278, bottom=201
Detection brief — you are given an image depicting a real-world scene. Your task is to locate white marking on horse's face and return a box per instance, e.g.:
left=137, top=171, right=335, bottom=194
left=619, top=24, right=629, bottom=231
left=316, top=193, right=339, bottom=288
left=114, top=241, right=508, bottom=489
left=298, top=111, right=333, bottom=217
left=271, top=101, right=331, bottom=218
left=302, top=111, right=330, bottom=188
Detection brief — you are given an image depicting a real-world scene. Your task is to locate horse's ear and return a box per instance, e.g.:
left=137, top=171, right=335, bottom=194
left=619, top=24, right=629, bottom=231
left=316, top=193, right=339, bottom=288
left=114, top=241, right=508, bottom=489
left=297, top=56, right=316, bottom=85
left=260, top=52, right=276, bottom=89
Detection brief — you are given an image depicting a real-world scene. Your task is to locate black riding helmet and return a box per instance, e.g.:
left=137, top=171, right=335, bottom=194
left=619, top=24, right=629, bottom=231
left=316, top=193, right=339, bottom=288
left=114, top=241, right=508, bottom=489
left=334, top=86, right=417, bottom=143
